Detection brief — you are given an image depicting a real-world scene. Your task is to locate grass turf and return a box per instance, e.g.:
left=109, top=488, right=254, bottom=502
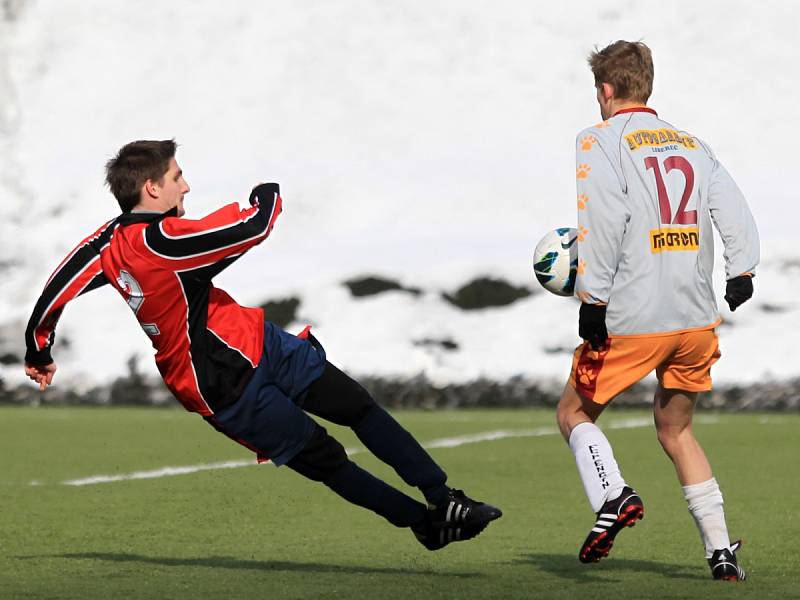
left=0, top=407, right=797, bottom=599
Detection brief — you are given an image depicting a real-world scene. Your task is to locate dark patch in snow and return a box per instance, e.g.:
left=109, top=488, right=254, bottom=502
left=413, top=338, right=459, bottom=351
left=344, top=276, right=422, bottom=298
left=781, top=258, right=800, bottom=272
left=0, top=352, right=20, bottom=365
left=759, top=303, right=791, bottom=314
left=542, top=346, right=573, bottom=355
left=259, top=297, right=300, bottom=329
left=443, top=277, right=532, bottom=310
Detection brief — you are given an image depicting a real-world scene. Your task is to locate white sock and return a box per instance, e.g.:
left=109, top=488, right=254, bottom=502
left=569, top=422, right=627, bottom=513
left=683, top=477, right=730, bottom=559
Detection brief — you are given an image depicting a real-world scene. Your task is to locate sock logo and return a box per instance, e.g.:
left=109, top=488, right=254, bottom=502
left=588, top=444, right=609, bottom=489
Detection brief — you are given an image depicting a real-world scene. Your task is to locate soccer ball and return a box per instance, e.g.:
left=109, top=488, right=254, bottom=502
left=532, top=227, right=578, bottom=297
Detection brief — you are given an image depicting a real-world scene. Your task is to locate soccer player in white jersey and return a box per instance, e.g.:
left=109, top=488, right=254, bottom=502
left=556, top=40, right=758, bottom=581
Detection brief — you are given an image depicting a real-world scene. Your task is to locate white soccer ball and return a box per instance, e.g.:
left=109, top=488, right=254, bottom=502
left=532, top=227, right=578, bottom=297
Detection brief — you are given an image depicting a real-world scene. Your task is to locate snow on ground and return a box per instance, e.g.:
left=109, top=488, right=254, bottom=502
left=1, top=1, right=799, bottom=387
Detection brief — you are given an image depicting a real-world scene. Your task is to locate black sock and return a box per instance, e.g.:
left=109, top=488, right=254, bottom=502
left=354, top=404, right=449, bottom=507
left=325, top=460, right=427, bottom=527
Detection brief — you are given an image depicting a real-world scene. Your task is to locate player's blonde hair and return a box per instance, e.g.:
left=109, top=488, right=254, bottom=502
left=588, top=41, right=654, bottom=103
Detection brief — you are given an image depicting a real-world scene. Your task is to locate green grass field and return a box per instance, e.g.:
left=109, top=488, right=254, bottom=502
left=1, top=407, right=798, bottom=599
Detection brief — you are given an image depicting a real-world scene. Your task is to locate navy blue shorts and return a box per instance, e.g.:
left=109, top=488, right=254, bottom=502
left=206, top=322, right=327, bottom=466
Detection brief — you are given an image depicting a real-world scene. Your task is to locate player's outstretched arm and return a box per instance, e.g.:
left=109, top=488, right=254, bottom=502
left=142, top=182, right=282, bottom=275
left=23, top=219, right=115, bottom=383
left=24, top=362, right=57, bottom=391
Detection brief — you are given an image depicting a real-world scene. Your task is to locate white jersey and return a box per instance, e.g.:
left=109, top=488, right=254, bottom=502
left=574, top=107, right=759, bottom=336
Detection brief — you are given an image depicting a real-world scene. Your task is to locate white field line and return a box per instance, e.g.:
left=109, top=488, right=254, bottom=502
left=55, top=415, right=718, bottom=487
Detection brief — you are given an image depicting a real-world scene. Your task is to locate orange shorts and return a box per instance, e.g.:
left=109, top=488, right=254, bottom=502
left=568, top=328, right=721, bottom=405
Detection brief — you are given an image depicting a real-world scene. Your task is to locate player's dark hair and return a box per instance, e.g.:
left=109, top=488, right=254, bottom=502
left=588, top=41, right=654, bottom=103
left=105, top=139, right=177, bottom=212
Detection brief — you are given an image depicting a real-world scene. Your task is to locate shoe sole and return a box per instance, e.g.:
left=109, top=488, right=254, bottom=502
left=419, top=521, right=490, bottom=552
left=579, top=503, right=644, bottom=564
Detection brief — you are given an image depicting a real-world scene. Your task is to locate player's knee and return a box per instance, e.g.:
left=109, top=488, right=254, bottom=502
left=555, top=405, right=571, bottom=440
left=346, top=384, right=378, bottom=427
left=556, top=386, right=594, bottom=440
left=287, top=425, right=348, bottom=483
left=313, top=364, right=378, bottom=426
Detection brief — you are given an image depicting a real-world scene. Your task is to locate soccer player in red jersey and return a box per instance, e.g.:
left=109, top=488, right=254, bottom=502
left=23, top=140, right=501, bottom=549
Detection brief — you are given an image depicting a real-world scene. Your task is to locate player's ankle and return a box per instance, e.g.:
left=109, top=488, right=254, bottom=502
left=422, top=484, right=449, bottom=508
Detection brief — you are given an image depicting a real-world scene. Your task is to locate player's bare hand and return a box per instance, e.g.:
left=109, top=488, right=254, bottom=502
left=24, top=362, right=57, bottom=391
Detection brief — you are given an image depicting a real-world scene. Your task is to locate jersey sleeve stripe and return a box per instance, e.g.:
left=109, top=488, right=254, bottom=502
left=144, top=197, right=279, bottom=259
left=24, top=221, right=116, bottom=362
left=158, top=209, right=261, bottom=239
left=31, top=254, right=105, bottom=350
left=44, top=219, right=116, bottom=287
left=142, top=228, right=271, bottom=262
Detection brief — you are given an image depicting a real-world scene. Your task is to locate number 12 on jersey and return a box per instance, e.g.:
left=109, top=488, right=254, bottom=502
left=644, top=156, right=697, bottom=225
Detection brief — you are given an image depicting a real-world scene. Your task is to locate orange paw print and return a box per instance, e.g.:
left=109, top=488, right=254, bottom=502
left=577, top=365, right=596, bottom=386
left=580, top=135, right=597, bottom=151
left=594, top=120, right=611, bottom=129
left=576, top=164, right=591, bottom=179
left=577, top=258, right=586, bottom=275
left=577, top=226, right=589, bottom=242
left=577, top=193, right=589, bottom=210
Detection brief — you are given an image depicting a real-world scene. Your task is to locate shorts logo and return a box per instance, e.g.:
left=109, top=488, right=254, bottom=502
left=650, top=227, right=699, bottom=253
left=577, top=364, right=597, bottom=387
left=574, top=344, right=610, bottom=401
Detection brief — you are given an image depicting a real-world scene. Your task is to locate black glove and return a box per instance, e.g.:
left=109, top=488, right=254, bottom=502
left=579, top=303, right=608, bottom=351
left=724, top=275, right=753, bottom=312
left=249, top=182, right=280, bottom=207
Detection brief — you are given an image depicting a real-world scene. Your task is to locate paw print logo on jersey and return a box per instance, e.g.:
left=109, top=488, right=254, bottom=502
left=594, top=120, right=611, bottom=129
left=577, top=258, right=586, bottom=275
left=577, top=194, right=589, bottom=210
left=580, top=135, right=597, bottom=151
left=577, top=226, right=589, bottom=242
left=576, top=164, right=591, bottom=179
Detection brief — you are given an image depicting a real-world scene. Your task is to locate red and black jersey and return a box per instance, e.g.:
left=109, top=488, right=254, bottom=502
left=24, top=188, right=282, bottom=415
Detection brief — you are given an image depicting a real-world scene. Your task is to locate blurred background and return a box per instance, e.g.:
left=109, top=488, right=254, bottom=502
left=1, top=0, right=798, bottom=404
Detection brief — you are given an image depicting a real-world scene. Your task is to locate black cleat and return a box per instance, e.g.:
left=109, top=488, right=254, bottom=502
left=429, top=488, right=503, bottom=529
left=709, top=539, right=746, bottom=581
left=579, top=486, right=644, bottom=564
left=411, top=489, right=502, bottom=551
left=411, top=514, right=488, bottom=551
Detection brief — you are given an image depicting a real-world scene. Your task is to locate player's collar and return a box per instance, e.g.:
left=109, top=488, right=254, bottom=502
left=117, top=206, right=178, bottom=225
left=613, top=106, right=658, bottom=117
